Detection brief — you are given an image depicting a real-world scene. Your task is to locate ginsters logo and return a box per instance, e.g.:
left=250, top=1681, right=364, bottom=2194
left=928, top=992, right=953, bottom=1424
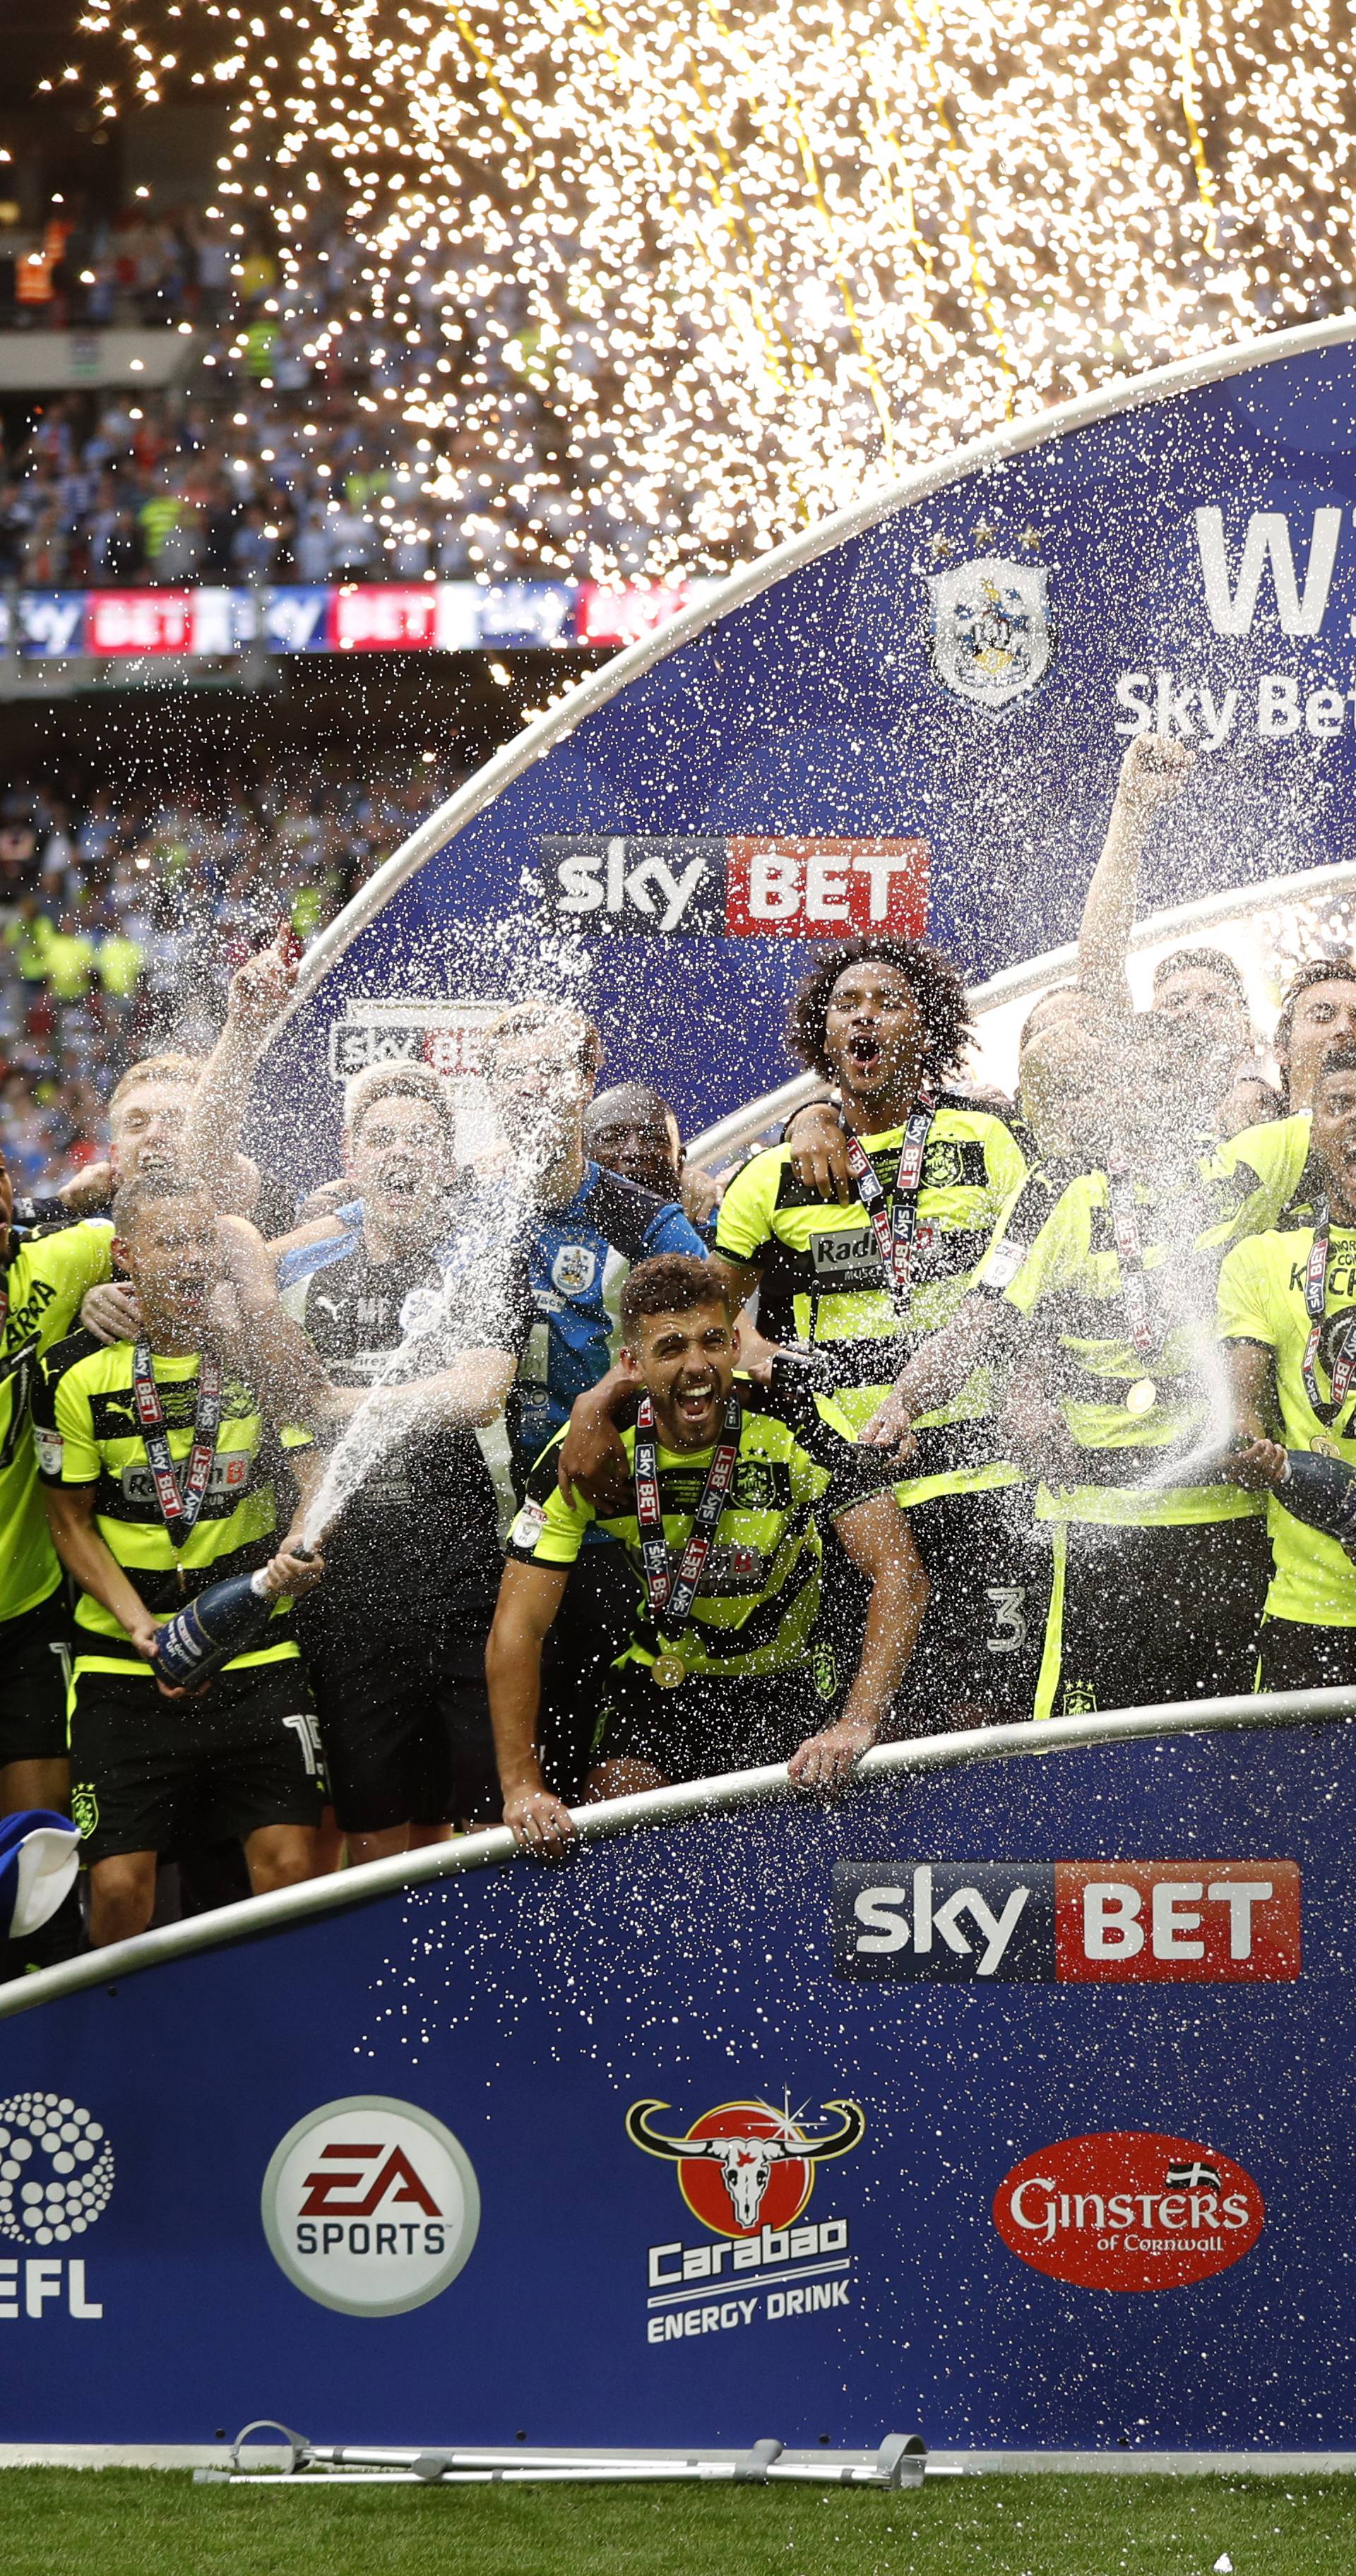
left=261, top=2097, right=480, bottom=2317
left=629, top=2094, right=864, bottom=2349
left=993, top=2133, right=1266, bottom=2291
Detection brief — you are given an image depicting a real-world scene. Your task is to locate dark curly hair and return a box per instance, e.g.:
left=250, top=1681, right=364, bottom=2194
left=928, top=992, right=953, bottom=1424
left=620, top=1253, right=734, bottom=1335
left=787, top=936, right=973, bottom=1089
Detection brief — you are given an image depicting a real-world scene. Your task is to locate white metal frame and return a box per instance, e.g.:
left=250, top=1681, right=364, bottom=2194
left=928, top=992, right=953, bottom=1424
left=1, top=1686, right=1351, bottom=2022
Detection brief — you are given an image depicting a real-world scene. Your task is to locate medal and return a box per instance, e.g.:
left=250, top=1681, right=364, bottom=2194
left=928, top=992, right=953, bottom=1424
left=1300, top=1200, right=1356, bottom=1432
left=633, top=1390, right=742, bottom=1687
left=1312, top=1433, right=1344, bottom=1459
left=131, top=1342, right=224, bottom=1549
left=1106, top=1155, right=1158, bottom=1371
left=840, top=1095, right=938, bottom=1323
left=1124, top=1378, right=1157, bottom=1417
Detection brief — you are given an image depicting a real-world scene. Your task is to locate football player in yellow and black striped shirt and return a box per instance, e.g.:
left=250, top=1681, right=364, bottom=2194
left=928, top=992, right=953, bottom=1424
left=1218, top=1046, right=1356, bottom=1690
left=713, top=937, right=1035, bottom=1724
left=0, top=1149, right=113, bottom=1835
left=864, top=1014, right=1300, bottom=1719
left=488, top=1256, right=927, bottom=1851
left=34, top=1171, right=326, bottom=1948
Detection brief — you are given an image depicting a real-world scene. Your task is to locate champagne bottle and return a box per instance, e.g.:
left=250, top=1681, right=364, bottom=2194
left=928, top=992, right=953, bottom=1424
left=1275, top=1448, right=1356, bottom=1556
left=151, top=1569, right=279, bottom=1690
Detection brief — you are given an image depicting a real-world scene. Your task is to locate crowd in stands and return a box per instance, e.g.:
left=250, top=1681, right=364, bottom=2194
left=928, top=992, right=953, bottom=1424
left=0, top=762, right=463, bottom=1192
left=1, top=196, right=677, bottom=589
left=9, top=731, right=1356, bottom=1976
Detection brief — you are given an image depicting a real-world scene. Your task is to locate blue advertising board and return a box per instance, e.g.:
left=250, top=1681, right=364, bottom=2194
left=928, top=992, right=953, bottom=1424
left=0, top=1712, right=1349, bottom=2452
left=251, top=317, right=1356, bottom=1182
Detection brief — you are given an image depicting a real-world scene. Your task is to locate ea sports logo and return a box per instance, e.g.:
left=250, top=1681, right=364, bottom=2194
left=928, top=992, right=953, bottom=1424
left=0, top=2094, right=114, bottom=2246
left=261, top=2097, right=480, bottom=2316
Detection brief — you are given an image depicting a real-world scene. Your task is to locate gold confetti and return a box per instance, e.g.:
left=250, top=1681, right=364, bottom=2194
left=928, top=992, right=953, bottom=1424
left=68, top=0, right=1348, bottom=581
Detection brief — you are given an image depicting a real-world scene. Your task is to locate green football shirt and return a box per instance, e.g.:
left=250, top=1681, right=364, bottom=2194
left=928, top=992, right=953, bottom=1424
left=0, top=1221, right=113, bottom=1623
left=1218, top=1219, right=1356, bottom=1626
left=715, top=1097, right=1030, bottom=1502
left=1001, top=1167, right=1260, bottom=1530
left=507, top=1373, right=892, bottom=1685
left=34, top=1331, right=311, bottom=1678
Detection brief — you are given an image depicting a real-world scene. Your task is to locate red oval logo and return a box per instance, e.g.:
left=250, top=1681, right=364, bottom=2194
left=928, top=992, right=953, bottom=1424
left=993, top=2132, right=1265, bottom=2291
left=678, top=2103, right=814, bottom=2241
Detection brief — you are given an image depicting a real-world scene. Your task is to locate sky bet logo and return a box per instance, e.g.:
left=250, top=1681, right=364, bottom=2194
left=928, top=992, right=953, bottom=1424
left=832, top=1861, right=1301, bottom=1984
left=537, top=834, right=928, bottom=939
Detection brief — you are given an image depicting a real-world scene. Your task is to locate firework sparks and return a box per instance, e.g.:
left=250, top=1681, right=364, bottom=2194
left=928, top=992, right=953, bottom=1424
left=70, top=0, right=1356, bottom=578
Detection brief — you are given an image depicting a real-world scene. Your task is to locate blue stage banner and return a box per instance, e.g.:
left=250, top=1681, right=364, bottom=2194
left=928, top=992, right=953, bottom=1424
left=249, top=322, right=1356, bottom=1177
left=0, top=1719, right=1350, bottom=2451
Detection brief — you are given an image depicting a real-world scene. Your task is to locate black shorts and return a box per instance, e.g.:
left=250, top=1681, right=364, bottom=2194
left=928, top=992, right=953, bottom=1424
left=69, top=1661, right=323, bottom=1866
left=902, top=1481, right=1048, bottom=1726
left=592, top=1658, right=838, bottom=1787
left=302, top=1611, right=499, bottom=1833
left=1035, top=1513, right=1271, bottom=1721
left=1256, top=1616, right=1356, bottom=1695
left=0, top=1588, right=72, bottom=1768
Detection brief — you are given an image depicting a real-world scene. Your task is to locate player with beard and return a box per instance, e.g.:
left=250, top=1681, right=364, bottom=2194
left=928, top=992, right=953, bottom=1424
left=563, top=940, right=1033, bottom=1727
left=278, top=1063, right=533, bottom=1859
left=490, top=1257, right=927, bottom=1848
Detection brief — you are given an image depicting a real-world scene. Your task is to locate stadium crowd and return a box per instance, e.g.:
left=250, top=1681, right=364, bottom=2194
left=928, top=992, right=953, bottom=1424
left=0, top=761, right=465, bottom=1197
left=8, top=731, right=1356, bottom=1970
left=3, top=196, right=668, bottom=587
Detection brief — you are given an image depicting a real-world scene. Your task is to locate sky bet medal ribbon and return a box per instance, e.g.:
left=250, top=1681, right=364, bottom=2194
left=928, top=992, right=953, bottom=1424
left=1106, top=1155, right=1157, bottom=1418
left=840, top=1095, right=937, bottom=1323
left=131, top=1342, right=224, bottom=1590
left=634, top=1390, right=742, bottom=1688
left=1300, top=1200, right=1356, bottom=1430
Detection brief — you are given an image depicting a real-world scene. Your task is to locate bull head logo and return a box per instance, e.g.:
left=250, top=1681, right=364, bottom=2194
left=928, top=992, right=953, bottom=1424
left=626, top=2096, right=864, bottom=2234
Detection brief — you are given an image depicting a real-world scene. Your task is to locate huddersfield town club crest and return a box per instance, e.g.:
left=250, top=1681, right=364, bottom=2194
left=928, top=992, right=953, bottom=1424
left=927, top=555, right=1053, bottom=710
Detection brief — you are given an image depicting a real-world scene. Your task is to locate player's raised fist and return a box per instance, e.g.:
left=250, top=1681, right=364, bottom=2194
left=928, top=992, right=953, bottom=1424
left=1117, top=731, right=1195, bottom=813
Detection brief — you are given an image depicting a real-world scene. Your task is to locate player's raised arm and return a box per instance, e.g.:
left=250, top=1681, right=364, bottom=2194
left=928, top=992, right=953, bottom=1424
left=1076, top=734, right=1194, bottom=1008
left=180, top=928, right=299, bottom=1204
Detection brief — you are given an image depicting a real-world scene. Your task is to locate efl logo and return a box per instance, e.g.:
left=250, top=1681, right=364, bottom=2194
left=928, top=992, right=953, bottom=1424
left=832, top=1861, right=1300, bottom=1983
left=538, top=835, right=928, bottom=939
left=994, top=2133, right=1265, bottom=2291
left=0, top=2092, right=112, bottom=2325
left=261, top=2096, right=480, bottom=2317
left=626, top=2096, right=864, bottom=2238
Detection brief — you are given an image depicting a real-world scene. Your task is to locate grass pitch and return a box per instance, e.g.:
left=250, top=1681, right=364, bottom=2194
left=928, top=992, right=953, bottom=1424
left=2, top=2469, right=1355, bottom=2576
